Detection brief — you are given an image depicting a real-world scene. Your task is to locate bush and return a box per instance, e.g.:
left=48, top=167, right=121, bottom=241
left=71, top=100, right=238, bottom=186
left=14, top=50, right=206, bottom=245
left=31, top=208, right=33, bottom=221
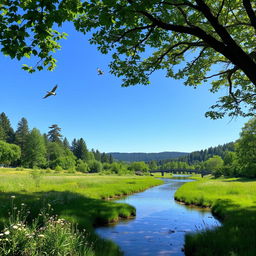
left=76, top=160, right=89, bottom=173
left=88, top=160, right=102, bottom=173
left=55, top=165, right=62, bottom=172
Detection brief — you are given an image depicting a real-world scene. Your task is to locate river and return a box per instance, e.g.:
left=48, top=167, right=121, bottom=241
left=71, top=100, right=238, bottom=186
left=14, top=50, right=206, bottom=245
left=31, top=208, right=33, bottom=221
left=96, top=177, right=220, bottom=256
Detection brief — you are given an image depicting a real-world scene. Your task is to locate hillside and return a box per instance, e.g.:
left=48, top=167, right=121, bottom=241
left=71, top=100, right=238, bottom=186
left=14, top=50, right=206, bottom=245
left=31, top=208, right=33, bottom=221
left=109, top=152, right=189, bottom=162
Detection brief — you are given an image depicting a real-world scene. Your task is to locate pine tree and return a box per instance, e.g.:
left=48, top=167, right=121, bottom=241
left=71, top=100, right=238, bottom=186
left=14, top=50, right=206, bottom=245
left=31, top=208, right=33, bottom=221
left=0, top=112, right=15, bottom=143
left=94, top=149, right=101, bottom=162
left=109, top=154, right=113, bottom=164
left=47, top=124, right=62, bottom=143
left=101, top=152, right=109, bottom=163
left=72, top=138, right=90, bottom=161
left=71, top=139, right=77, bottom=154
left=63, top=137, right=70, bottom=149
left=15, top=118, right=29, bottom=152
left=0, top=125, right=5, bottom=141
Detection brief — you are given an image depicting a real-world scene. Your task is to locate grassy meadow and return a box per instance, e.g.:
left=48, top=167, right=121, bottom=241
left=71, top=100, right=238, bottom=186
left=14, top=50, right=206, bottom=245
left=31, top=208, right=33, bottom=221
left=175, top=177, right=256, bottom=256
left=0, top=168, right=163, bottom=255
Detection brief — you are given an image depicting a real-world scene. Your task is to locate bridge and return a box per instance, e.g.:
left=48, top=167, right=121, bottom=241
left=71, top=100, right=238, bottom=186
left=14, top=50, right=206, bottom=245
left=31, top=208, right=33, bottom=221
left=150, top=169, right=211, bottom=177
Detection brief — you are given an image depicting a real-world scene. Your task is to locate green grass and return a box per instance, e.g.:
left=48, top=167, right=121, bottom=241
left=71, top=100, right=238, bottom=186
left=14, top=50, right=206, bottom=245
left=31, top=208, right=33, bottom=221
left=0, top=168, right=163, bottom=255
left=175, top=177, right=256, bottom=256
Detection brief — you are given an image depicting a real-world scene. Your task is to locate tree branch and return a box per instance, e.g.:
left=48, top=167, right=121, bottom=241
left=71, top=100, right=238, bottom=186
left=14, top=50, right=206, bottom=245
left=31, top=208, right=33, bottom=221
left=160, top=1, right=199, bottom=10
left=128, top=26, right=155, bottom=53
left=217, top=0, right=225, bottom=19
left=112, top=25, right=154, bottom=42
left=185, top=46, right=207, bottom=72
left=243, top=0, right=256, bottom=31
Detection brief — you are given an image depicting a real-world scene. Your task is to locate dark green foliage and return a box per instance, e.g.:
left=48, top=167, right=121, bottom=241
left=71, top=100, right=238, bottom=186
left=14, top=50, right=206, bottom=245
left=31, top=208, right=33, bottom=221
left=110, top=152, right=188, bottom=162
left=63, top=137, right=70, bottom=149
left=15, top=117, right=29, bottom=164
left=92, top=149, right=101, bottom=162
left=72, top=138, right=91, bottom=161
left=176, top=142, right=234, bottom=164
left=0, top=112, right=15, bottom=143
left=47, top=124, right=63, bottom=143
left=15, top=117, right=29, bottom=150
left=0, top=113, right=115, bottom=171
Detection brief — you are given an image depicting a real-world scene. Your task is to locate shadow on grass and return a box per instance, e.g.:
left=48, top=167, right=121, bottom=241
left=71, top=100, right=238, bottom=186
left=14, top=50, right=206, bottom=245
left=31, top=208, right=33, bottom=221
left=0, top=191, right=136, bottom=256
left=185, top=199, right=256, bottom=256
left=219, top=177, right=256, bottom=183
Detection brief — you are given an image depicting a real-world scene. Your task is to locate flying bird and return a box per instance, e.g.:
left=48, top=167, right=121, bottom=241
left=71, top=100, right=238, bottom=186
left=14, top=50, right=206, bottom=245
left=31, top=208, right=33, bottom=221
left=97, top=68, right=104, bottom=75
left=43, top=85, right=58, bottom=99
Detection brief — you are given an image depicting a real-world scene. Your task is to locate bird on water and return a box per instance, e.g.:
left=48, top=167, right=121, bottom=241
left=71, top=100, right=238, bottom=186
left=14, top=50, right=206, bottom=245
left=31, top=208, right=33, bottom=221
left=43, top=85, right=58, bottom=99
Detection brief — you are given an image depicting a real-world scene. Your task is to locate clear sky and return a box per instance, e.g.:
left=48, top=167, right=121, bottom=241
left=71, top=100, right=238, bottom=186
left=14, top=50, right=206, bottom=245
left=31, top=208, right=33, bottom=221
left=0, top=23, right=248, bottom=153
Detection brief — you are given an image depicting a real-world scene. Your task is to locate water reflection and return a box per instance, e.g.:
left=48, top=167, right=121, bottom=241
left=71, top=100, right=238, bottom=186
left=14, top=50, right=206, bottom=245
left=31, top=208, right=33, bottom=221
left=96, top=177, right=220, bottom=256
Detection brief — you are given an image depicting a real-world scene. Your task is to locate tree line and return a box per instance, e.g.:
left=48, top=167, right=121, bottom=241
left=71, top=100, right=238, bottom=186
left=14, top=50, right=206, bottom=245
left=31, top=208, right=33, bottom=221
left=157, top=118, right=256, bottom=178
left=0, top=113, right=152, bottom=175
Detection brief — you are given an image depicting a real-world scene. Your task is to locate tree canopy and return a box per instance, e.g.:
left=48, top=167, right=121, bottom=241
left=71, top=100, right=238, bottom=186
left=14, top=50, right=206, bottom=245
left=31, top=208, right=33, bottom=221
left=236, top=117, right=256, bottom=177
left=1, top=1, right=256, bottom=118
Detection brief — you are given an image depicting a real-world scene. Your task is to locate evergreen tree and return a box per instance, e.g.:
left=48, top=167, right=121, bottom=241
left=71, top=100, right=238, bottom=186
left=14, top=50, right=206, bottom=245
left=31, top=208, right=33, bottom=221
left=71, top=139, right=77, bottom=153
left=0, top=126, right=5, bottom=141
left=109, top=154, right=113, bottom=164
left=72, top=138, right=90, bottom=161
left=23, top=128, right=46, bottom=168
left=0, top=112, right=15, bottom=143
left=47, top=124, right=62, bottom=143
left=15, top=118, right=29, bottom=152
left=63, top=137, right=70, bottom=149
left=101, top=152, right=109, bottom=163
left=93, top=149, right=101, bottom=162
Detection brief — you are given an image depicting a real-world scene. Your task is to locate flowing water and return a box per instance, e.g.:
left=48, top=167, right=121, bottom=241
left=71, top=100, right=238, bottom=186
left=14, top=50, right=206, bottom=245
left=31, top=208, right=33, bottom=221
left=96, top=177, right=220, bottom=256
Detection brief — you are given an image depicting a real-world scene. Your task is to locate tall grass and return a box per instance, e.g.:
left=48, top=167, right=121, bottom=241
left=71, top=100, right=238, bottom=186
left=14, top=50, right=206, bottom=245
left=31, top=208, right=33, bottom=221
left=175, top=177, right=256, bottom=256
left=0, top=202, right=93, bottom=256
left=0, top=169, right=163, bottom=255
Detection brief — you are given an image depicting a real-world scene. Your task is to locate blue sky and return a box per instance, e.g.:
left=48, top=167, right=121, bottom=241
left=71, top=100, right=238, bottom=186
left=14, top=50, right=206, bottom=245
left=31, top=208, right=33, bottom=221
left=0, top=23, right=248, bottom=153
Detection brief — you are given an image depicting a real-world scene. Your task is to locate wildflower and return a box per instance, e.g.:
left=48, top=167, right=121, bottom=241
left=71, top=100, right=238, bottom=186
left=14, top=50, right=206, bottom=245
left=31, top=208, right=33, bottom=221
left=21, top=203, right=25, bottom=206
left=4, top=231, right=10, bottom=235
left=0, top=233, right=3, bottom=236
left=12, top=225, right=18, bottom=229
left=10, top=195, right=15, bottom=199
left=38, top=234, right=45, bottom=238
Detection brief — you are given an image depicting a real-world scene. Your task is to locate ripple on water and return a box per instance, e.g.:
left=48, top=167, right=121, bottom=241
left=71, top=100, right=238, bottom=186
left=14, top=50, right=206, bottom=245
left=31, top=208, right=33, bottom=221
left=96, top=178, right=220, bottom=256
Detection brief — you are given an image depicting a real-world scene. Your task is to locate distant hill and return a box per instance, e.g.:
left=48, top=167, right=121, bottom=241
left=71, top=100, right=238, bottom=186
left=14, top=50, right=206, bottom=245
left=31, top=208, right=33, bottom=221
left=108, top=152, right=189, bottom=162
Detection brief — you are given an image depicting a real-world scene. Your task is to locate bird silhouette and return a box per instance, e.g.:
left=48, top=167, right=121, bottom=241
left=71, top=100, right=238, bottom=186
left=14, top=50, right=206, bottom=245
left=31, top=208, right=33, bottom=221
left=43, top=85, right=58, bottom=99
left=97, top=68, right=104, bottom=75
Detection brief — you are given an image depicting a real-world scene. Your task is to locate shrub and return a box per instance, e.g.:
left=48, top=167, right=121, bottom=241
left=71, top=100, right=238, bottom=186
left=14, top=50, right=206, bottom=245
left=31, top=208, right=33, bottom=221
left=76, top=160, right=89, bottom=173
left=55, top=165, right=62, bottom=172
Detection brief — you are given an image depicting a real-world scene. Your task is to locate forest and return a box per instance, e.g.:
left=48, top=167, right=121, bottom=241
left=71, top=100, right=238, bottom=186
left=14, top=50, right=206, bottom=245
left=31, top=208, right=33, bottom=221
left=1, top=111, right=256, bottom=179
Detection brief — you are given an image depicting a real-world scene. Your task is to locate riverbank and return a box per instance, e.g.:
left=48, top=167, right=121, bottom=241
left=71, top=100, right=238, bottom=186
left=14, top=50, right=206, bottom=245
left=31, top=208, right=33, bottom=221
left=0, top=168, right=163, bottom=255
left=175, top=177, right=256, bottom=256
